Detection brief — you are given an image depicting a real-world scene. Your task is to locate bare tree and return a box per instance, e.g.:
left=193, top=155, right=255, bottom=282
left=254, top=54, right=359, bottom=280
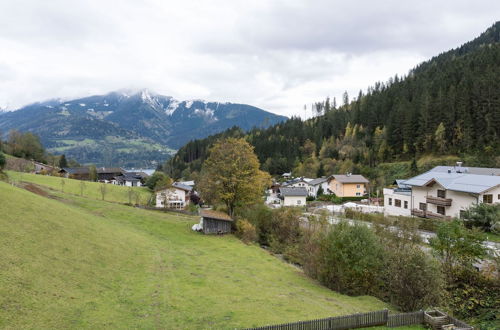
left=79, top=181, right=86, bottom=196
left=99, top=183, right=107, bottom=201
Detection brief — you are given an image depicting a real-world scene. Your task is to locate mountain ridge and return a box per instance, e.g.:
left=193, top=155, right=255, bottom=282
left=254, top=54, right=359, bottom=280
left=0, top=89, right=287, bottom=167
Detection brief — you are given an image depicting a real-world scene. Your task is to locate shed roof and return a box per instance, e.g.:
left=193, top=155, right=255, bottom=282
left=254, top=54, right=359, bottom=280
left=279, top=187, right=308, bottom=196
left=200, top=209, right=233, bottom=222
left=328, top=174, right=369, bottom=184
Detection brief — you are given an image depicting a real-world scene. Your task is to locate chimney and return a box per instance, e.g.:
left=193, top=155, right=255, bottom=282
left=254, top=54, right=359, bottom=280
left=455, top=161, right=463, bottom=173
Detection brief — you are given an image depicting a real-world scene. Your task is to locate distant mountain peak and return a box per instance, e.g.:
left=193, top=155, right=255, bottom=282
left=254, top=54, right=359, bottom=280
left=0, top=89, right=287, bottom=167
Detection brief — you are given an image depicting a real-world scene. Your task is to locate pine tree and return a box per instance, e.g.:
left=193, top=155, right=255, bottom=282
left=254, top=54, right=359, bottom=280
left=59, top=154, right=68, bottom=168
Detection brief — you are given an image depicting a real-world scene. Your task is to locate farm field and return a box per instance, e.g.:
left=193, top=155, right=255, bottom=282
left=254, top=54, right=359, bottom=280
left=0, top=178, right=391, bottom=329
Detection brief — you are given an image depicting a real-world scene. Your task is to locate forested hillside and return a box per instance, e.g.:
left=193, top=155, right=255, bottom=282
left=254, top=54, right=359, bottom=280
left=165, top=22, right=500, bottom=183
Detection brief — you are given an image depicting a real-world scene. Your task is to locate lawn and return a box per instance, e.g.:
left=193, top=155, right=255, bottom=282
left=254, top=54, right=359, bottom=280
left=6, top=170, right=153, bottom=205
left=0, top=180, right=391, bottom=329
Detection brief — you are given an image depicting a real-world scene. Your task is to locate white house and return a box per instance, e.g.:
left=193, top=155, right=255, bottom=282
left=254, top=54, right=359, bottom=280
left=282, top=177, right=316, bottom=197
left=403, top=165, right=500, bottom=219
left=279, top=187, right=308, bottom=207
left=307, top=177, right=329, bottom=197
left=155, top=182, right=192, bottom=209
left=383, top=180, right=412, bottom=217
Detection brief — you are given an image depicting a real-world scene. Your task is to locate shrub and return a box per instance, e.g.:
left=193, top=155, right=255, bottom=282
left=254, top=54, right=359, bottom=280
left=236, top=219, right=257, bottom=244
left=236, top=204, right=272, bottom=245
left=0, top=152, right=5, bottom=171
left=383, top=245, right=444, bottom=311
left=316, top=221, right=385, bottom=295
left=462, top=203, right=500, bottom=233
left=268, top=208, right=303, bottom=256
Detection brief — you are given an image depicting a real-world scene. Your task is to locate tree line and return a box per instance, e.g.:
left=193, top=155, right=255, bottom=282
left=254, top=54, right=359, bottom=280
left=164, top=22, right=500, bottom=185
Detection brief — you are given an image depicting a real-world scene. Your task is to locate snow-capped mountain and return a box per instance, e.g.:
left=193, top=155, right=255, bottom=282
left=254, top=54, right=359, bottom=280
left=0, top=90, right=287, bottom=167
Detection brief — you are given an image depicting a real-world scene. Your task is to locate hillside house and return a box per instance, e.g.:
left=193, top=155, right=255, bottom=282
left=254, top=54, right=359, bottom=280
left=404, top=166, right=500, bottom=219
left=59, top=167, right=90, bottom=180
left=279, top=187, right=307, bottom=206
left=155, top=182, right=192, bottom=209
left=327, top=174, right=369, bottom=197
left=199, top=209, right=233, bottom=234
left=33, top=162, right=56, bottom=174
left=97, top=167, right=124, bottom=182
left=383, top=180, right=412, bottom=216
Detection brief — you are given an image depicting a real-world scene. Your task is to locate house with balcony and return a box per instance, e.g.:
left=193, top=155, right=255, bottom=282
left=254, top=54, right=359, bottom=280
left=403, top=166, right=500, bottom=219
left=155, top=182, right=193, bottom=209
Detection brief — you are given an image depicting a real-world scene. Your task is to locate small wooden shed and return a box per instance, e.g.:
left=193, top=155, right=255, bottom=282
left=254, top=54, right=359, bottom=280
left=200, top=209, right=233, bottom=234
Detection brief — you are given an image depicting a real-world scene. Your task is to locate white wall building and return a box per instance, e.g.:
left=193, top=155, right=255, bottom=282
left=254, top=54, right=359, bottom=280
left=279, top=187, right=307, bottom=207
left=403, top=166, right=500, bottom=219
left=155, top=182, right=192, bottom=209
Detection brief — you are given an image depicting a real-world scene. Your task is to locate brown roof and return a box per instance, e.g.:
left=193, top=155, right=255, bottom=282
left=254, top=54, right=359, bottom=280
left=328, top=174, right=369, bottom=184
left=200, top=209, right=233, bottom=222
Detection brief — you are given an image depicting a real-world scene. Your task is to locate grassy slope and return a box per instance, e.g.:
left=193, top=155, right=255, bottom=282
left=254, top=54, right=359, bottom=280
left=0, top=180, right=390, bottom=329
left=7, top=171, right=152, bottom=205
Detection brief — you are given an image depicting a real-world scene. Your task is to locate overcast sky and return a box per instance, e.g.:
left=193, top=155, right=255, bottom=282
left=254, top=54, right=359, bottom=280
left=0, top=0, right=498, bottom=117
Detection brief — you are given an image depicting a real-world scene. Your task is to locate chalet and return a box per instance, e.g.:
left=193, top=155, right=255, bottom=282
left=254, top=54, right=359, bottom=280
left=200, top=209, right=233, bottom=234
left=155, top=182, right=192, bottom=209
left=404, top=165, right=500, bottom=219
left=59, top=167, right=90, bottom=180
left=327, top=174, right=369, bottom=197
left=279, top=187, right=307, bottom=206
left=97, top=167, right=124, bottom=182
left=112, top=171, right=148, bottom=187
left=383, top=180, right=412, bottom=217
left=33, top=161, right=56, bottom=174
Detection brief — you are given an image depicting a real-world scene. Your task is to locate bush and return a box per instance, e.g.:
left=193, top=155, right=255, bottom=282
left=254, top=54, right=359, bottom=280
left=462, top=203, right=500, bottom=233
left=236, top=204, right=273, bottom=246
left=383, top=245, right=444, bottom=311
left=317, top=194, right=342, bottom=204
left=236, top=219, right=257, bottom=244
left=268, top=208, right=303, bottom=256
left=316, top=221, right=385, bottom=295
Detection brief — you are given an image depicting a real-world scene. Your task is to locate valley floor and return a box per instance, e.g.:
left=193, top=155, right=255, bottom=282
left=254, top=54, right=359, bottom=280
left=0, top=177, right=390, bottom=329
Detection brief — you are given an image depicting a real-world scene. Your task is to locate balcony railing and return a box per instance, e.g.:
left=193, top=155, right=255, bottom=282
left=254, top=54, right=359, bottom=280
left=426, top=196, right=452, bottom=206
left=411, top=209, right=451, bottom=220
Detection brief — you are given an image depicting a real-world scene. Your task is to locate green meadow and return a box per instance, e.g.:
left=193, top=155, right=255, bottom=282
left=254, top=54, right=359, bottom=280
left=6, top=171, right=153, bottom=205
left=0, top=175, right=393, bottom=329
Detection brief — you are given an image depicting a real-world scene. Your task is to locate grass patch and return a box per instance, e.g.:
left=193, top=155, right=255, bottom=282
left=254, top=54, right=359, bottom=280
left=6, top=171, right=152, bottom=205
left=0, top=181, right=391, bottom=329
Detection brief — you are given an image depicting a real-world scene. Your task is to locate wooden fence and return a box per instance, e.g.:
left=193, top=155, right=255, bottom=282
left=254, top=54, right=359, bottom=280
left=245, top=309, right=473, bottom=330
left=245, top=310, right=388, bottom=330
left=387, top=311, right=424, bottom=327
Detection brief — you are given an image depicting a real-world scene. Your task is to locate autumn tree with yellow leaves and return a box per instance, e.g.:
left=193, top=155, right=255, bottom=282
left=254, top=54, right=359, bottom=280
left=198, top=138, right=271, bottom=216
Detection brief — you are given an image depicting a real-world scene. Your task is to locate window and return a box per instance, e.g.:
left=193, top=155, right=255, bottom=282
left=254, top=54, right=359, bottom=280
left=498, top=194, right=500, bottom=200
left=388, top=198, right=392, bottom=206
left=297, top=200, right=302, bottom=205
left=437, top=206, right=445, bottom=215
left=483, top=194, right=493, bottom=204
left=395, top=199, right=401, bottom=207
left=356, top=184, right=360, bottom=188
left=356, top=192, right=361, bottom=196
left=404, top=201, right=408, bottom=209
left=437, top=189, right=446, bottom=198
left=459, top=210, right=466, bottom=219
left=419, top=203, right=427, bottom=211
